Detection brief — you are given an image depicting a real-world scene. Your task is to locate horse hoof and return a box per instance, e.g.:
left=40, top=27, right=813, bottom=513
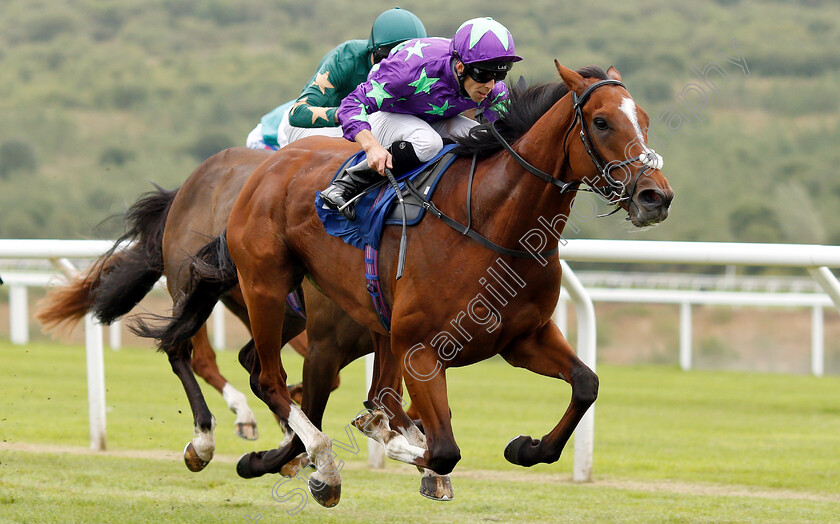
left=419, top=475, right=454, bottom=501
left=308, top=476, right=341, bottom=508
left=504, top=434, right=540, bottom=467
left=235, top=422, right=259, bottom=441
left=184, top=442, right=210, bottom=472
left=236, top=452, right=265, bottom=479
left=351, top=409, right=387, bottom=437
left=280, top=452, right=311, bottom=478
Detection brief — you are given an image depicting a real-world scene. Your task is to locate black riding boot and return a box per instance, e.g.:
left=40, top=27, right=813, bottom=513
left=321, top=141, right=422, bottom=221
left=321, top=160, right=381, bottom=221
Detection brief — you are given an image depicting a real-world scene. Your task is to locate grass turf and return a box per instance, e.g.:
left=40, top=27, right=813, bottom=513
left=1, top=341, right=839, bottom=522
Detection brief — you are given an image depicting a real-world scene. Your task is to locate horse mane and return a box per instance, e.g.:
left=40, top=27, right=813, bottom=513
left=454, top=66, right=609, bottom=157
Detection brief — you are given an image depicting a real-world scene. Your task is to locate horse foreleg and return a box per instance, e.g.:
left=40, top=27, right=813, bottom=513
left=166, top=339, right=216, bottom=472
left=499, top=321, right=598, bottom=467
left=400, top=366, right=461, bottom=476
left=191, top=324, right=258, bottom=440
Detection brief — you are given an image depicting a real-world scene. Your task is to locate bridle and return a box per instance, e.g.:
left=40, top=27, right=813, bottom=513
left=490, top=78, right=661, bottom=217
left=389, top=78, right=664, bottom=276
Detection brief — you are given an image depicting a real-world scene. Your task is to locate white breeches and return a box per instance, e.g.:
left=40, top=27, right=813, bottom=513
left=248, top=110, right=477, bottom=160
left=368, top=112, right=477, bottom=161
left=246, top=107, right=343, bottom=151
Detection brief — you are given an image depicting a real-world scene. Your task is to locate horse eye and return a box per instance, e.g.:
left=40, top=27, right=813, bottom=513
left=593, top=117, right=608, bottom=130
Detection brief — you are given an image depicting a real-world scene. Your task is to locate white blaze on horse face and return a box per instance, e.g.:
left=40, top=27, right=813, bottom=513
left=618, top=97, right=664, bottom=170
left=619, top=97, right=646, bottom=147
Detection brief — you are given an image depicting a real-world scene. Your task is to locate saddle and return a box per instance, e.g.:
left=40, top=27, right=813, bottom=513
left=314, top=144, right=459, bottom=251
left=383, top=150, right=457, bottom=226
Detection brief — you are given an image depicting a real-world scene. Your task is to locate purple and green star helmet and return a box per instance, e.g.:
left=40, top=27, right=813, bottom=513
left=450, top=17, right=522, bottom=65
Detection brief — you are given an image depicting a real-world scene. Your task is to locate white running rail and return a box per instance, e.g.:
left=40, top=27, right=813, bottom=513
left=3, top=239, right=840, bottom=481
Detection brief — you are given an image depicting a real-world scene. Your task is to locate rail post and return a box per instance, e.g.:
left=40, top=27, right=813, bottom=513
left=84, top=313, right=107, bottom=451
left=9, top=284, right=28, bottom=345
left=212, top=302, right=226, bottom=351
left=811, top=305, right=824, bottom=377
left=679, top=301, right=692, bottom=371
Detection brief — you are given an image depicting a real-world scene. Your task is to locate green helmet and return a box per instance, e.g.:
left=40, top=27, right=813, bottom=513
left=367, top=7, right=427, bottom=52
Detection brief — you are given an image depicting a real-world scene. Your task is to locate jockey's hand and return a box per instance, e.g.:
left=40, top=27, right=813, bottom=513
left=355, top=130, right=391, bottom=175
left=365, top=144, right=392, bottom=175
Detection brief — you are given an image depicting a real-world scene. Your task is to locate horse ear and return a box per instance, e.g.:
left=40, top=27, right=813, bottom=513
left=606, top=65, right=622, bottom=81
left=555, top=60, right=586, bottom=95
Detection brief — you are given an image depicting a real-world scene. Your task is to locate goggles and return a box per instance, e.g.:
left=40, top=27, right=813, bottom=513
left=465, top=63, right=511, bottom=83
left=373, top=45, right=396, bottom=63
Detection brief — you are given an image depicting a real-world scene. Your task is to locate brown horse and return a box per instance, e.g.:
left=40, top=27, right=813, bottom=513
left=36, top=147, right=367, bottom=471
left=154, top=63, right=673, bottom=506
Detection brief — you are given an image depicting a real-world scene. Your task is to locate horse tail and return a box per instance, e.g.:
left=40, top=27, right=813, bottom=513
left=131, top=232, right=238, bottom=352
left=36, top=184, right=177, bottom=333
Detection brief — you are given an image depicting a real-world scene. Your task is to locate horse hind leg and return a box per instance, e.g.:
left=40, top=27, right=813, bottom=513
left=191, top=324, right=258, bottom=440
left=235, top=338, right=309, bottom=478
left=242, top=324, right=362, bottom=490
left=233, top=251, right=340, bottom=507
left=167, top=339, right=217, bottom=472
left=237, top=363, right=338, bottom=508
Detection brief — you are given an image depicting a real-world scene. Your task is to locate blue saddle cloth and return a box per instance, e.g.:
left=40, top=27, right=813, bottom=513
left=315, top=144, right=458, bottom=250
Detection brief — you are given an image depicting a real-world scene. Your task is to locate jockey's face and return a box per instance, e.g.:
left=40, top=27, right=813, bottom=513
left=456, top=61, right=495, bottom=104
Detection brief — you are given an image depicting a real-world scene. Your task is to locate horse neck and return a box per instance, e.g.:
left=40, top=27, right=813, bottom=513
left=473, top=96, right=578, bottom=248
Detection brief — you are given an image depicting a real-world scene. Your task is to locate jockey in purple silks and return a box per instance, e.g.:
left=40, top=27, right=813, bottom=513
left=321, top=17, right=522, bottom=221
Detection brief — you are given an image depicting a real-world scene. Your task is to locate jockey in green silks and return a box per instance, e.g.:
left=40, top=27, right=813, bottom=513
left=246, top=8, right=427, bottom=150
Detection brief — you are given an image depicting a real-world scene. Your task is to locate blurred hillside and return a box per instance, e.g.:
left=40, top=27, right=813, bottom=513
left=0, top=0, right=838, bottom=245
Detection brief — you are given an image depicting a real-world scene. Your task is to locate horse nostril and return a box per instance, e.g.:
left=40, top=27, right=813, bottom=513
left=637, top=189, right=663, bottom=208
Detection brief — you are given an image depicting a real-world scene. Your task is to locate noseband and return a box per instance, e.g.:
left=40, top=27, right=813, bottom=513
left=490, top=78, right=661, bottom=216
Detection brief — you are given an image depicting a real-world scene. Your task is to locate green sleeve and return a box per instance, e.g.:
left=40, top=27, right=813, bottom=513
left=288, top=50, right=353, bottom=128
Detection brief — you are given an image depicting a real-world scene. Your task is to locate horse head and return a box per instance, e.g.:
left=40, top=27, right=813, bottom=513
left=556, top=61, right=674, bottom=227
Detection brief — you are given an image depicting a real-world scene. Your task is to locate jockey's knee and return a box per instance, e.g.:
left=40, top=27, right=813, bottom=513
left=404, top=130, right=443, bottom=163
